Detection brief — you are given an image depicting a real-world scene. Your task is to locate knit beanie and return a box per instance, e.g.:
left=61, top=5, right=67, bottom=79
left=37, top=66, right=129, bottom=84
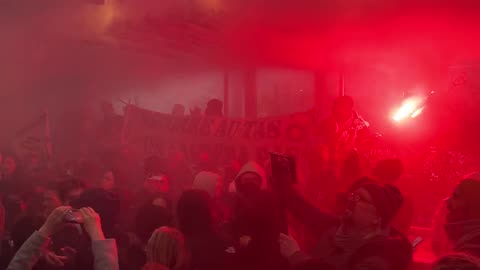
left=360, top=183, right=403, bottom=227
left=193, top=171, right=222, bottom=197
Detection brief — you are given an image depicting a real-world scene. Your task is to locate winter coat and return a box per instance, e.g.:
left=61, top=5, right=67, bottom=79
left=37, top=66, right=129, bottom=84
left=6, top=231, right=119, bottom=270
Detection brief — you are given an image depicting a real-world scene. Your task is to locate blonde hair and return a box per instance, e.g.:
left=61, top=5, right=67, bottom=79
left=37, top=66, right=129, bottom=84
left=145, top=227, right=189, bottom=270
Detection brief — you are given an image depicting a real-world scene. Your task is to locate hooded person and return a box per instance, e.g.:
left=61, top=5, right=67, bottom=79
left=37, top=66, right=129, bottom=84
left=144, top=227, right=189, bottom=270
left=226, top=162, right=288, bottom=270
left=279, top=179, right=412, bottom=270
left=228, top=161, right=267, bottom=195
left=444, top=173, right=480, bottom=257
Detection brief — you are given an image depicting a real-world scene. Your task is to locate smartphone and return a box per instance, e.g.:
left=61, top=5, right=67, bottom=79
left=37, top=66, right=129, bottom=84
left=270, top=152, right=297, bottom=184
left=64, top=210, right=83, bottom=224
left=412, top=237, right=423, bottom=249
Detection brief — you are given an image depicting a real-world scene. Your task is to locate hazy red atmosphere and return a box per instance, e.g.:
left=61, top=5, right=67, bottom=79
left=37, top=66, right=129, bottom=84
left=2, top=1, right=480, bottom=270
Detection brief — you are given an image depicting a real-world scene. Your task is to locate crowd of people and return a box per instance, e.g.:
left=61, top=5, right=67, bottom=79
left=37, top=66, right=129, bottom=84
left=0, top=97, right=480, bottom=270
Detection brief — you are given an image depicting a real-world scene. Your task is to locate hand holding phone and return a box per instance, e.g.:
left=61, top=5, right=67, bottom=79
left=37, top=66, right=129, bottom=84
left=63, top=210, right=83, bottom=224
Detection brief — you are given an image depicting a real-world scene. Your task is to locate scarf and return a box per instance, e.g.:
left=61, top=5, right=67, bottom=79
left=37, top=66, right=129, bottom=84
left=334, top=225, right=387, bottom=253
left=445, top=219, right=480, bottom=255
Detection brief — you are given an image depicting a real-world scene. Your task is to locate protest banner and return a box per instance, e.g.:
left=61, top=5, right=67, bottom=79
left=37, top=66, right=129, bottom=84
left=122, top=105, right=316, bottom=166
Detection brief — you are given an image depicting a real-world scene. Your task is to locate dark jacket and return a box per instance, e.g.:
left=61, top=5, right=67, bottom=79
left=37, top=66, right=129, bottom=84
left=231, top=191, right=289, bottom=270
left=283, top=188, right=412, bottom=270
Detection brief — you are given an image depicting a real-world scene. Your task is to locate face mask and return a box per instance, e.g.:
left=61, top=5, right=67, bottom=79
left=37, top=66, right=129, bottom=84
left=237, top=182, right=261, bottom=197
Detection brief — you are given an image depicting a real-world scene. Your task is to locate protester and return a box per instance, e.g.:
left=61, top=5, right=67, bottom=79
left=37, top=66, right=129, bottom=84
left=135, top=201, right=173, bottom=244
left=370, top=159, right=414, bottom=236
left=205, top=99, right=223, bottom=117
left=99, top=170, right=116, bottom=191
left=6, top=206, right=119, bottom=270
left=231, top=189, right=288, bottom=270
left=144, top=227, right=189, bottom=270
left=4, top=95, right=480, bottom=270
left=228, top=161, right=267, bottom=194
left=433, top=253, right=480, bottom=270
left=278, top=179, right=412, bottom=270
left=193, top=171, right=222, bottom=198
left=177, top=189, right=230, bottom=270
left=323, top=96, right=369, bottom=162
left=57, top=177, right=86, bottom=205
left=143, top=156, right=169, bottom=194
left=445, top=173, right=480, bottom=257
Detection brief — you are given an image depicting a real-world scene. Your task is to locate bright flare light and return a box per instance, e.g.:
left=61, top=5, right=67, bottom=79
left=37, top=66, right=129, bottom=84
left=410, top=106, right=425, bottom=118
left=392, top=96, right=426, bottom=122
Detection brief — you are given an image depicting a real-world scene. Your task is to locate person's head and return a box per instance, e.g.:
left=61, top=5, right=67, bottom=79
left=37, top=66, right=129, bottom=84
left=205, top=98, right=223, bottom=117
left=343, top=181, right=403, bottom=232
left=446, top=173, right=480, bottom=223
left=99, top=170, right=115, bottom=191
left=3, top=155, right=17, bottom=175
left=57, top=178, right=86, bottom=205
left=333, top=95, right=354, bottom=122
left=135, top=199, right=173, bottom=243
left=177, top=190, right=214, bottom=236
left=144, top=155, right=167, bottom=178
left=433, top=253, right=480, bottom=270
left=144, top=175, right=169, bottom=194
left=232, top=161, right=266, bottom=197
left=145, top=227, right=189, bottom=270
left=172, top=104, right=186, bottom=117
left=193, top=171, right=222, bottom=198
left=372, top=159, right=404, bottom=184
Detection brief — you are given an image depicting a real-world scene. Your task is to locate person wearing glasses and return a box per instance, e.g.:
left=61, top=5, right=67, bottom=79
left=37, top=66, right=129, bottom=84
left=278, top=177, right=412, bottom=270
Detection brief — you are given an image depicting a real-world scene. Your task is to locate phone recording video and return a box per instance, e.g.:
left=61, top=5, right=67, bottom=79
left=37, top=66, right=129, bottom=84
left=63, top=209, right=83, bottom=224
left=270, top=152, right=297, bottom=185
